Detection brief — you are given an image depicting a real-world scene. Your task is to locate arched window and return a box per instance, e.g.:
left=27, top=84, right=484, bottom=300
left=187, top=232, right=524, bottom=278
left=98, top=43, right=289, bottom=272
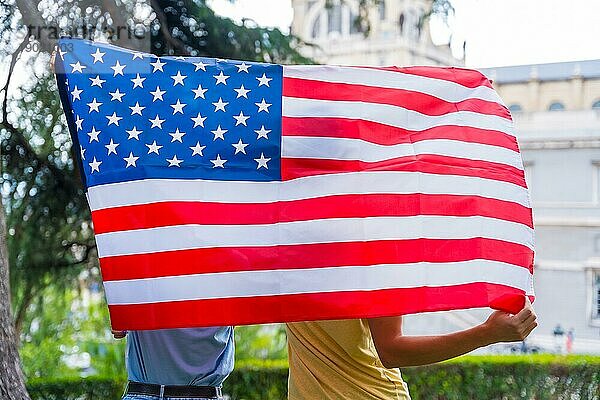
left=548, top=102, right=565, bottom=111
left=592, top=99, right=600, bottom=110
left=508, top=104, right=523, bottom=113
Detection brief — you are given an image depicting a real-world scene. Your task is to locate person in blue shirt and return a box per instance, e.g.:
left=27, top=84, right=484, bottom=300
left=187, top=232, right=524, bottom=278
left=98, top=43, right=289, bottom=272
left=113, top=327, right=234, bottom=400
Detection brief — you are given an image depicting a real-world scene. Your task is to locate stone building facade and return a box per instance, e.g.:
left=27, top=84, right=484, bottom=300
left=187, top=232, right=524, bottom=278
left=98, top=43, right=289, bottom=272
left=290, top=0, right=459, bottom=66
left=479, top=61, right=600, bottom=353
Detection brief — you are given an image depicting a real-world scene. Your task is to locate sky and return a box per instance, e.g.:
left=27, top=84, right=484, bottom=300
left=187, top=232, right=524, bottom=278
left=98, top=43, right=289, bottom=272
left=207, top=0, right=600, bottom=68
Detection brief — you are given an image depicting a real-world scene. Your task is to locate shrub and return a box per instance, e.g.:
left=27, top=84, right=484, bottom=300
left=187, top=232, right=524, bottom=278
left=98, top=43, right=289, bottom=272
left=402, top=355, right=600, bottom=400
left=27, top=376, right=126, bottom=400
left=27, top=355, right=600, bottom=400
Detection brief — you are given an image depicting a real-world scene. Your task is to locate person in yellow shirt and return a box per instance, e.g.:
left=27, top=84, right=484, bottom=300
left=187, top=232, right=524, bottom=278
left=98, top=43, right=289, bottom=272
left=287, top=299, right=537, bottom=400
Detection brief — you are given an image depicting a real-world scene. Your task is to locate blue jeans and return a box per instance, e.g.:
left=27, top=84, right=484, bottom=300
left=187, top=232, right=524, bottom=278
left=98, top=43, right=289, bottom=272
left=122, top=395, right=221, bottom=400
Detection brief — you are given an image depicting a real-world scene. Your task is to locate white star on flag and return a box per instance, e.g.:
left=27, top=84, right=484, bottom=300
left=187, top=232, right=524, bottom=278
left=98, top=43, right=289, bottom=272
left=57, top=47, right=66, bottom=60
left=166, top=155, right=183, bottom=167
left=87, top=127, right=101, bottom=142
left=213, top=71, right=230, bottom=85
left=75, top=116, right=84, bottom=130
left=126, top=127, right=143, bottom=140
left=105, top=138, right=119, bottom=155
left=91, top=48, right=105, bottom=63
left=171, top=71, right=187, bottom=86
left=171, top=100, right=187, bottom=115
left=109, top=89, right=125, bottom=102
left=255, top=125, right=271, bottom=139
left=90, top=75, right=106, bottom=88
left=192, top=84, right=208, bottom=99
left=87, top=98, right=102, bottom=113
left=255, top=98, right=272, bottom=113
left=211, top=125, right=227, bottom=141
left=146, top=141, right=163, bottom=155
left=106, top=112, right=122, bottom=126
left=236, top=62, right=250, bottom=73
left=131, top=73, right=146, bottom=89
left=254, top=152, right=271, bottom=169
left=232, top=139, right=249, bottom=154
left=130, top=102, right=145, bottom=116
left=88, top=157, right=102, bottom=173
left=191, top=113, right=207, bottom=128
left=213, top=98, right=228, bottom=112
left=193, top=61, right=208, bottom=71
left=233, top=111, right=250, bottom=126
left=150, top=58, right=166, bottom=72
left=70, top=61, right=86, bottom=73
left=123, top=152, right=139, bottom=168
left=150, top=86, right=166, bottom=102
left=210, top=154, right=227, bottom=168
left=190, top=142, right=206, bottom=156
left=149, top=115, right=165, bottom=129
left=111, top=60, right=126, bottom=76
left=169, top=128, right=186, bottom=143
left=257, top=73, right=272, bottom=87
left=234, top=85, right=251, bottom=98
left=71, top=86, right=83, bottom=101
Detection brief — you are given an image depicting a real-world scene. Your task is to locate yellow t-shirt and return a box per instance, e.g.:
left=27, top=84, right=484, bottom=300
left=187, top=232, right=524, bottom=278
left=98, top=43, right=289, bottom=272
left=286, top=319, right=411, bottom=400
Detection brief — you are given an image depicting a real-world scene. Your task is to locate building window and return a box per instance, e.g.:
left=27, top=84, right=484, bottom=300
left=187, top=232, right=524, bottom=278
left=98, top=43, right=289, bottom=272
left=592, top=99, right=600, bottom=110
left=379, top=0, right=386, bottom=20
left=548, top=101, right=565, bottom=111
left=311, top=13, right=323, bottom=39
left=508, top=103, right=523, bottom=113
left=349, top=10, right=360, bottom=34
left=327, top=3, right=342, bottom=34
left=592, top=271, right=600, bottom=321
left=523, top=161, right=534, bottom=192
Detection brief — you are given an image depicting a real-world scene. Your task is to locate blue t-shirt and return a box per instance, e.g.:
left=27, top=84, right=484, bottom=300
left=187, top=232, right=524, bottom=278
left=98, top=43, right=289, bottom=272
left=126, top=327, right=234, bottom=386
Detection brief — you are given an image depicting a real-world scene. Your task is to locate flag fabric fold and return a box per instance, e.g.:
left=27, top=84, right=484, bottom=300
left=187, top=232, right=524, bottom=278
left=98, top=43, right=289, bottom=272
left=55, top=37, right=534, bottom=330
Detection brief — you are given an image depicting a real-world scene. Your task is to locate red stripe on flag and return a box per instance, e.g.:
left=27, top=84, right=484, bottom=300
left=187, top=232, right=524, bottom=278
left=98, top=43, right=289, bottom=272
left=92, top=193, right=533, bottom=234
left=283, top=77, right=510, bottom=119
left=282, top=156, right=527, bottom=187
left=108, top=283, right=528, bottom=330
left=357, top=66, right=494, bottom=89
left=281, top=117, right=519, bottom=151
left=99, top=238, right=534, bottom=281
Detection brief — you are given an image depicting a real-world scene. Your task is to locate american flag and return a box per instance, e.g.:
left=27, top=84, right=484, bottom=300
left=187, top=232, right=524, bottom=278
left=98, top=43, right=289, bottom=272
left=55, top=37, right=534, bottom=330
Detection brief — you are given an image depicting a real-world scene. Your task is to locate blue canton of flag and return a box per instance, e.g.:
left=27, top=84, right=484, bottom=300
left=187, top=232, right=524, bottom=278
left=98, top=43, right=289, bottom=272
left=56, top=37, right=282, bottom=188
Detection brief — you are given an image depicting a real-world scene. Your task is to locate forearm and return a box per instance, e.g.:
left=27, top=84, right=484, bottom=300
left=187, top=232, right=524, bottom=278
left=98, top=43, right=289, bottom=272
left=376, top=324, right=493, bottom=368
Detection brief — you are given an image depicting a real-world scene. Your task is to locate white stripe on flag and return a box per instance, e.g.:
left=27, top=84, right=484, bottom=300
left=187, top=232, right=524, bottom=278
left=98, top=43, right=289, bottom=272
left=282, top=97, right=515, bottom=136
left=86, top=172, right=531, bottom=211
left=283, top=65, right=504, bottom=105
left=103, top=260, right=532, bottom=305
left=282, top=137, right=523, bottom=170
left=95, top=215, right=534, bottom=257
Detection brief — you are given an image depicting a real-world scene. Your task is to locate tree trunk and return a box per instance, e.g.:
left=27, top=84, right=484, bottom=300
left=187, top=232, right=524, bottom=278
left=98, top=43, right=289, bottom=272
left=0, top=198, right=30, bottom=400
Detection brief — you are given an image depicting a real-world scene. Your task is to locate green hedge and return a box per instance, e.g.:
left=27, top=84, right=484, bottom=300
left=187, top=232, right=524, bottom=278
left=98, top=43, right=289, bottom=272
left=27, top=376, right=126, bottom=400
left=27, top=356, right=600, bottom=400
left=403, top=355, right=600, bottom=400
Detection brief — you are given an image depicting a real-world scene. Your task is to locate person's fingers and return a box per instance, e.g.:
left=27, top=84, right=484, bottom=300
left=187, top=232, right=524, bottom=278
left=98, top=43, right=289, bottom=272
left=112, top=330, right=127, bottom=339
left=515, top=306, right=533, bottom=323
left=522, top=321, right=538, bottom=338
left=521, top=312, right=537, bottom=327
